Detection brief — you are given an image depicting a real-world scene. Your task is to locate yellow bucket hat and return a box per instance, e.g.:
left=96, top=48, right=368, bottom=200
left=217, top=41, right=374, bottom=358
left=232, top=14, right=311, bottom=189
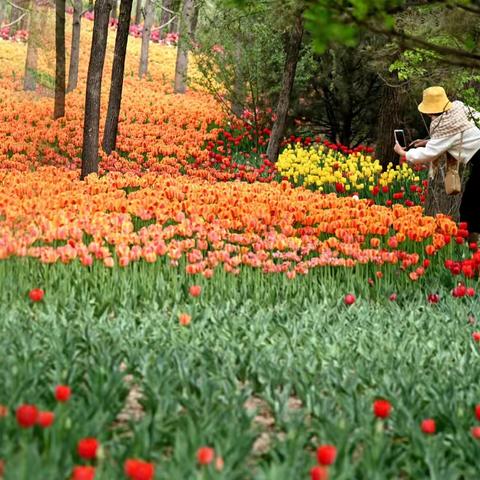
left=418, top=86, right=452, bottom=114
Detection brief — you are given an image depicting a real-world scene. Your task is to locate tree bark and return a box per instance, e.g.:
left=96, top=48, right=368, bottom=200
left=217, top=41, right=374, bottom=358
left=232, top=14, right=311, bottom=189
left=103, top=0, right=133, bottom=154
left=67, top=0, right=82, bottom=92
left=169, top=0, right=180, bottom=33
left=159, top=0, right=173, bottom=38
left=138, top=0, right=154, bottom=78
left=111, top=0, right=118, bottom=19
left=266, top=14, right=304, bottom=163
left=424, top=155, right=465, bottom=220
left=134, top=0, right=142, bottom=24
left=9, top=0, right=30, bottom=34
left=23, top=1, right=39, bottom=91
left=232, top=40, right=245, bottom=117
left=54, top=0, right=66, bottom=119
left=174, top=0, right=195, bottom=94
left=191, top=2, right=200, bottom=39
left=375, top=83, right=404, bottom=168
left=81, top=0, right=113, bottom=179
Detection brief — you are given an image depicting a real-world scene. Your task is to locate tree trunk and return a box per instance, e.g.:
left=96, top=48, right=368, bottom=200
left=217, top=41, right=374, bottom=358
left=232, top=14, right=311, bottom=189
left=23, top=1, right=39, bottom=91
left=103, top=0, right=133, bottom=154
left=174, top=0, right=195, bottom=94
left=266, top=14, right=304, bottom=163
left=376, top=83, right=404, bottom=168
left=81, top=0, right=113, bottom=179
left=159, top=0, right=173, bottom=38
left=169, top=0, right=180, bottom=33
left=9, top=0, right=29, bottom=34
left=54, top=0, right=66, bottom=119
left=138, top=0, right=154, bottom=78
left=231, top=40, right=245, bottom=117
left=67, top=0, right=82, bottom=92
left=191, top=2, right=200, bottom=39
left=424, top=155, right=466, bottom=220
left=0, top=1, right=7, bottom=24
left=111, top=0, right=118, bottom=19
left=134, top=0, right=142, bottom=24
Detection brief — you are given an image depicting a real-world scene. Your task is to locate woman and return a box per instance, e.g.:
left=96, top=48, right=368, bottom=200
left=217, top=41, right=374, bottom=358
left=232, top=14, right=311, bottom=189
left=394, top=86, right=480, bottom=242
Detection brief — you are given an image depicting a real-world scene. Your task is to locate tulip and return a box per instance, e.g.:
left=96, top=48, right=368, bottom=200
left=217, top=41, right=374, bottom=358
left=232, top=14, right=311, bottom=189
left=197, top=446, right=215, bottom=465
left=316, top=445, right=337, bottom=466
left=344, top=294, right=356, bottom=306
left=16, top=404, right=38, bottom=428
left=373, top=399, right=391, bottom=419
left=55, top=385, right=71, bottom=402
left=28, top=288, right=44, bottom=302
left=37, top=411, right=55, bottom=428
left=310, top=465, right=329, bottom=480
left=77, top=438, right=99, bottom=460
left=420, top=418, right=436, bottom=435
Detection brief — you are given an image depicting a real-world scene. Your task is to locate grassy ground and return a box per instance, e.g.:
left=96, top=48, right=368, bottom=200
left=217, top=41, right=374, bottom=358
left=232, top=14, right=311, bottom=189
left=1, top=262, right=479, bottom=479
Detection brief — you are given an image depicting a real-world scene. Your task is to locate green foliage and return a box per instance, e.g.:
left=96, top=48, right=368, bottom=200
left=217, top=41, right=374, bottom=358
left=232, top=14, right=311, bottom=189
left=0, top=259, right=479, bottom=477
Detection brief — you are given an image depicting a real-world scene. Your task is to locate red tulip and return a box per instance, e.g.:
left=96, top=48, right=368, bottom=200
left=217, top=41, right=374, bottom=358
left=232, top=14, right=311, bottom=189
left=466, top=287, right=476, bottom=297
left=427, top=293, right=440, bottom=304
left=472, top=332, right=480, bottom=342
left=475, top=404, right=480, bottom=421
left=72, top=466, right=96, bottom=480
left=344, top=294, right=356, bottom=306
left=196, top=446, right=215, bottom=465
left=179, top=313, right=191, bottom=326
left=28, top=288, right=44, bottom=302
left=316, top=444, right=337, bottom=466
left=55, top=385, right=71, bottom=402
left=389, top=293, right=398, bottom=301
left=310, top=465, right=329, bottom=480
left=189, top=285, right=202, bottom=297
left=420, top=418, right=436, bottom=435
left=16, top=404, right=38, bottom=428
left=124, top=459, right=155, bottom=480
left=77, top=438, right=99, bottom=460
left=37, top=411, right=55, bottom=428
left=472, top=426, right=480, bottom=439
left=373, top=399, right=391, bottom=419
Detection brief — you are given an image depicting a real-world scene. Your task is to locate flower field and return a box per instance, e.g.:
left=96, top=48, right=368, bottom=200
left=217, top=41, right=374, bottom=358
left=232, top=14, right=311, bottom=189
left=1, top=19, right=480, bottom=480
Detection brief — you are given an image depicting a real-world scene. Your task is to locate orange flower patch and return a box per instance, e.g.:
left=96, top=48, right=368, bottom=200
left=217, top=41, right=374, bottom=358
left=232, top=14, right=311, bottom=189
left=0, top=168, right=456, bottom=277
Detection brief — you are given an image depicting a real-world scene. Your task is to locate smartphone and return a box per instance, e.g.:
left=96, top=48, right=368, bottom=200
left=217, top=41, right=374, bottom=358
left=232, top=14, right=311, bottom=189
left=394, top=129, right=407, bottom=148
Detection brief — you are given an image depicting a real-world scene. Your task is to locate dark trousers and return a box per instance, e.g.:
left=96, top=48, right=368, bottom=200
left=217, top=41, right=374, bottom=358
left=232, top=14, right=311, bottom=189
left=460, top=149, right=480, bottom=232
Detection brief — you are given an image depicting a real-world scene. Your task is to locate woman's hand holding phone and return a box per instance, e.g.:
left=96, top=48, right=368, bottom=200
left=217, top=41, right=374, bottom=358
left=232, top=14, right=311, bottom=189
left=409, top=139, right=428, bottom=148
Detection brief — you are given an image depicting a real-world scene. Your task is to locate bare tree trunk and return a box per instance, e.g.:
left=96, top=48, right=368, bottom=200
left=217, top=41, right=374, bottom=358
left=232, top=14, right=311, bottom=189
left=10, top=0, right=29, bottom=34
left=376, top=83, right=404, bottom=167
left=111, top=0, right=118, bottom=19
left=0, top=1, right=7, bottom=23
left=174, top=0, right=195, bottom=94
left=159, top=0, right=173, bottom=38
left=23, top=1, right=38, bottom=91
left=191, top=2, right=200, bottom=39
left=67, top=0, right=82, bottom=92
left=424, top=155, right=466, bottom=220
left=232, top=40, right=245, bottom=117
left=54, top=0, right=66, bottom=119
left=134, top=0, right=142, bottom=24
left=103, top=0, right=133, bottom=154
left=266, top=14, right=304, bottom=163
left=81, top=0, right=113, bottom=179
left=138, top=0, right=154, bottom=78
left=169, top=0, right=180, bottom=32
